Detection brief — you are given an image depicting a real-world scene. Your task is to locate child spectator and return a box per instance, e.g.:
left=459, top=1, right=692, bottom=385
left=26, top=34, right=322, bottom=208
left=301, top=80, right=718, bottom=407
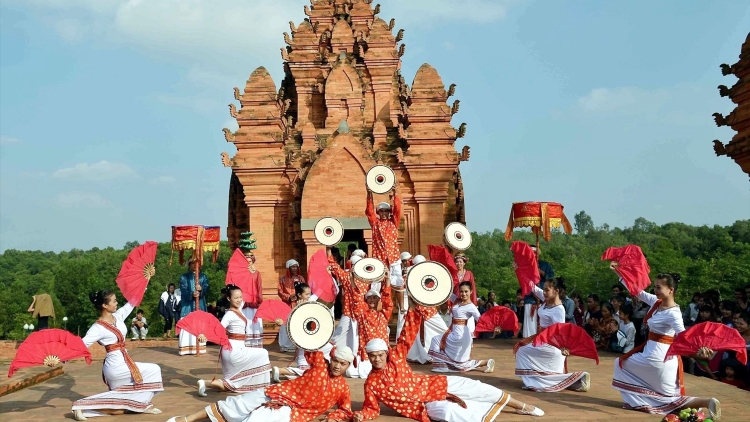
left=719, top=358, right=747, bottom=389
left=683, top=291, right=702, bottom=327
left=130, top=309, right=148, bottom=340
left=613, top=304, right=636, bottom=353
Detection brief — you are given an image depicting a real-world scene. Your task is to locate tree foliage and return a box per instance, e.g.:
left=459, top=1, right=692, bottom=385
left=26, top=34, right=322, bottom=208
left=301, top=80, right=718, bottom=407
left=1, top=217, right=748, bottom=340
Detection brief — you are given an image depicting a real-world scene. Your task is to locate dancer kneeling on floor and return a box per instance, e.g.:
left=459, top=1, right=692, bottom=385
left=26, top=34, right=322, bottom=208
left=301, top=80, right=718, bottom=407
left=428, top=281, right=494, bottom=373
left=514, top=277, right=591, bottom=392
left=166, top=346, right=356, bottom=422
left=195, top=284, right=272, bottom=396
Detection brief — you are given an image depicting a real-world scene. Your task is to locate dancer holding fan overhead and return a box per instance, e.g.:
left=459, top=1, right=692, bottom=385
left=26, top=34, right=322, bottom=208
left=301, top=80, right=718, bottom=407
left=511, top=241, right=591, bottom=392
left=604, top=245, right=722, bottom=419
left=71, top=242, right=163, bottom=421
left=194, top=283, right=272, bottom=397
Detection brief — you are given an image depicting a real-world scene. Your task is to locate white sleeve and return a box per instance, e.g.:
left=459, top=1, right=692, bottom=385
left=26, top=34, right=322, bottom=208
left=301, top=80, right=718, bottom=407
left=532, top=285, right=544, bottom=302
left=468, top=304, right=481, bottom=321
left=114, top=303, right=135, bottom=322
left=160, top=292, right=168, bottom=303
left=310, top=294, right=319, bottom=302
left=220, top=312, right=232, bottom=328
left=80, top=325, right=102, bottom=348
left=636, top=290, right=658, bottom=307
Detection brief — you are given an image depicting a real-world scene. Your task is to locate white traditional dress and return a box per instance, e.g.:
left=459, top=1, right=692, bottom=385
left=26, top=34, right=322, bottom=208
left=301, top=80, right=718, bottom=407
left=407, top=310, right=449, bottom=364
left=71, top=303, right=163, bottom=417
left=428, top=301, right=482, bottom=372
left=514, top=286, right=589, bottom=392
left=612, top=289, right=694, bottom=414
left=220, top=310, right=272, bottom=392
left=426, top=376, right=513, bottom=422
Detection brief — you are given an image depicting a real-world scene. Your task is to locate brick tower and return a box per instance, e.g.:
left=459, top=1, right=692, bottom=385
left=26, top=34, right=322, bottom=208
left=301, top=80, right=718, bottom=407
left=221, top=0, right=470, bottom=300
left=713, top=32, right=750, bottom=180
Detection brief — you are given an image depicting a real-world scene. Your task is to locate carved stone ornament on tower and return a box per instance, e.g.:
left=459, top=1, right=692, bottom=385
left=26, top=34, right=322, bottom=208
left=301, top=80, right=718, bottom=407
left=222, top=0, right=470, bottom=319
left=712, top=32, right=750, bottom=180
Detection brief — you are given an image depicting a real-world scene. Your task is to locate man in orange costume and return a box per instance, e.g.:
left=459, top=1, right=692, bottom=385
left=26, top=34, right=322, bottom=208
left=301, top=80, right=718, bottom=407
left=353, top=301, right=545, bottom=422
left=365, top=184, right=402, bottom=295
left=166, top=346, right=356, bottom=422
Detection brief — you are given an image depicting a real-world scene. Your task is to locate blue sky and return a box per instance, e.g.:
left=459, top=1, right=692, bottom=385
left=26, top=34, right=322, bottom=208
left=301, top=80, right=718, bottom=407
left=1, top=0, right=748, bottom=252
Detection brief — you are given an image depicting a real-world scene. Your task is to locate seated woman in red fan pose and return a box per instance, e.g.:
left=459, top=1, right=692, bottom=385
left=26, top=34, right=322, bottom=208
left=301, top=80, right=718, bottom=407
left=195, top=284, right=273, bottom=396
left=514, top=277, right=591, bottom=392
left=611, top=270, right=722, bottom=419
left=71, top=290, right=163, bottom=421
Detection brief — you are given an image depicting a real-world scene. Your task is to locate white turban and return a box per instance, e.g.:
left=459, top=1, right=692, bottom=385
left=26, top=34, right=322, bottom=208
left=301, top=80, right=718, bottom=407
left=350, top=256, right=363, bottom=265
left=376, top=202, right=391, bottom=211
left=332, top=345, right=355, bottom=363
left=412, top=255, right=426, bottom=265
left=365, top=338, right=389, bottom=353
left=352, top=249, right=366, bottom=258
left=365, top=289, right=381, bottom=298
left=285, top=259, right=299, bottom=269
left=400, top=251, right=412, bottom=261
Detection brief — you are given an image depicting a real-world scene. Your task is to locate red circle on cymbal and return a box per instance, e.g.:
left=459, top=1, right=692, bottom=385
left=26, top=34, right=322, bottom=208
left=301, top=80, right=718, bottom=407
left=365, top=265, right=374, bottom=272
left=455, top=231, right=463, bottom=240
left=324, top=227, right=333, bottom=236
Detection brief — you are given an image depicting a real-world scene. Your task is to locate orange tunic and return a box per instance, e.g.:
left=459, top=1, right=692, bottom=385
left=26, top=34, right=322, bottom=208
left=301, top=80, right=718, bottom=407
left=329, top=256, right=367, bottom=317
left=264, top=350, right=353, bottom=422
left=277, top=275, right=305, bottom=308
left=355, top=307, right=448, bottom=422
left=366, top=193, right=402, bottom=266
left=351, top=279, right=393, bottom=361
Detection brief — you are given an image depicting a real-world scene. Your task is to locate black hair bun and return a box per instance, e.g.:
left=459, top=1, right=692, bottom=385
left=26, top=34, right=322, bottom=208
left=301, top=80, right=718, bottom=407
left=89, top=290, right=101, bottom=305
left=670, top=273, right=682, bottom=284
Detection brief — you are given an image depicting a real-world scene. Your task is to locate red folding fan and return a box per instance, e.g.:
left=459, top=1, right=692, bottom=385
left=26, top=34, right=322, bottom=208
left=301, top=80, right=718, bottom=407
left=176, top=310, right=231, bottom=351
left=665, top=322, right=747, bottom=365
left=226, top=249, right=262, bottom=305
left=116, top=241, right=158, bottom=307
left=475, top=306, right=520, bottom=334
left=510, top=241, right=539, bottom=297
left=308, top=249, right=337, bottom=302
left=428, top=245, right=459, bottom=287
left=533, top=323, right=600, bottom=364
left=601, top=245, right=651, bottom=295
left=254, top=299, right=292, bottom=324
left=8, top=329, right=92, bottom=377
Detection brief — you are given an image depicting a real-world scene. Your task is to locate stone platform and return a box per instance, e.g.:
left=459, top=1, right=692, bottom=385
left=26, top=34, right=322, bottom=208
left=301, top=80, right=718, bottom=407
left=0, top=339, right=746, bottom=421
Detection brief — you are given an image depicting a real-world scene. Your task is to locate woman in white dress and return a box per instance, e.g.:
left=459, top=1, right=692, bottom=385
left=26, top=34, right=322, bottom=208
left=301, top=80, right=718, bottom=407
left=612, top=271, right=721, bottom=419
left=272, top=282, right=333, bottom=382
left=514, top=277, right=591, bottom=392
left=428, top=281, right=495, bottom=372
left=196, top=284, right=272, bottom=396
left=71, top=290, right=163, bottom=420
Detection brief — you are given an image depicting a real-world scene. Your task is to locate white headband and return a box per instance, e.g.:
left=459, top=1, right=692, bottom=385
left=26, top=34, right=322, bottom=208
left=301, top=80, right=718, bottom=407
left=412, top=255, right=426, bottom=265
left=376, top=202, right=391, bottom=211
left=400, top=251, right=412, bottom=260
left=333, top=345, right=355, bottom=363
left=352, top=249, right=366, bottom=258
left=350, top=256, right=363, bottom=265
left=285, top=259, right=299, bottom=269
left=365, top=338, right=389, bottom=353
left=365, top=290, right=381, bottom=298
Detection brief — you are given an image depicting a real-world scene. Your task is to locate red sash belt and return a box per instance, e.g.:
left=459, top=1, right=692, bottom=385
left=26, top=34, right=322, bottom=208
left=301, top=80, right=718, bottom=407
left=227, top=333, right=246, bottom=341
left=104, top=342, right=143, bottom=384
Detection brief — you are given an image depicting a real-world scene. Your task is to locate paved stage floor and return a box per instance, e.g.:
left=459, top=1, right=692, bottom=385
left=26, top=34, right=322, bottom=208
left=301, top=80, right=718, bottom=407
left=1, top=339, right=747, bottom=421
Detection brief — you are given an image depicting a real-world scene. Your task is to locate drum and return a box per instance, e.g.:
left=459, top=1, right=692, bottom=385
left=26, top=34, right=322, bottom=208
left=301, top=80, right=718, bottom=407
left=314, top=217, right=344, bottom=246
left=406, top=261, right=453, bottom=306
left=444, top=222, right=472, bottom=251
left=352, top=257, right=387, bottom=288
left=366, top=165, right=396, bottom=194
left=286, top=302, right=335, bottom=351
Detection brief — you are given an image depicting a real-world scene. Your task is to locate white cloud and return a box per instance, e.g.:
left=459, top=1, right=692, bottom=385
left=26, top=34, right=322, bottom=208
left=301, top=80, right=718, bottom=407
left=0, top=136, right=22, bottom=145
left=150, top=175, right=176, bottom=185
left=56, top=192, right=113, bottom=208
left=52, top=18, right=87, bottom=42
left=52, top=160, right=137, bottom=181
left=389, top=0, right=515, bottom=28
left=576, top=86, right=670, bottom=114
